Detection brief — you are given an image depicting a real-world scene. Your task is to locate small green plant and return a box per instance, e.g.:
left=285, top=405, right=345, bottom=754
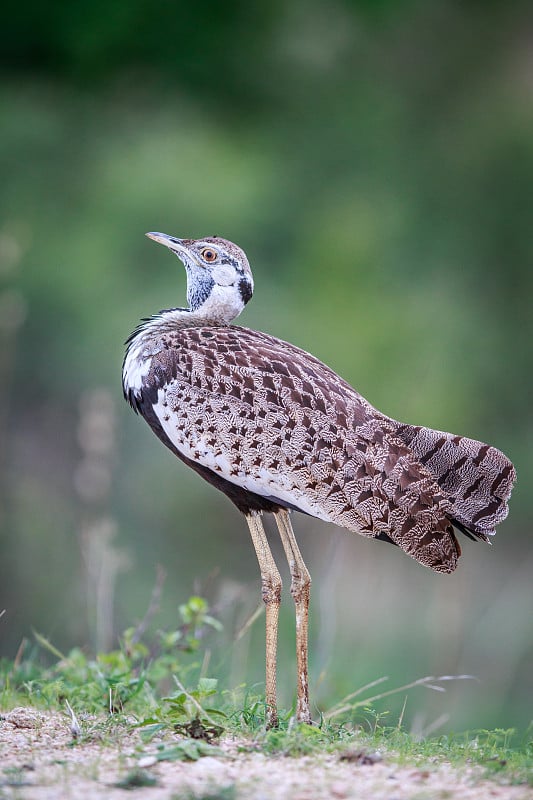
left=148, top=739, right=226, bottom=762
left=0, top=595, right=223, bottom=717
left=114, top=767, right=158, bottom=789
left=170, top=787, right=236, bottom=800
left=140, top=675, right=227, bottom=742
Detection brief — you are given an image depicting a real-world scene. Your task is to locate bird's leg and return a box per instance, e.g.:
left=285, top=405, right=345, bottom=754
left=274, top=509, right=312, bottom=724
left=245, top=512, right=282, bottom=728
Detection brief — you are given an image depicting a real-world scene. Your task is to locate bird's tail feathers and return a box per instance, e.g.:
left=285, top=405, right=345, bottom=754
left=395, top=423, right=516, bottom=538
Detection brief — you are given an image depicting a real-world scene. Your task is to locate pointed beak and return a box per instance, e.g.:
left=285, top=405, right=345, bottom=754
left=145, top=231, right=187, bottom=254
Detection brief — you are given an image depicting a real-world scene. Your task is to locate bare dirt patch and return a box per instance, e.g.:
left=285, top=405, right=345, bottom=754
left=0, top=708, right=530, bottom=800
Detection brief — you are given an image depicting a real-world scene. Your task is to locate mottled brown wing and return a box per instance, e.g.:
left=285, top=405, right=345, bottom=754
left=146, top=325, right=462, bottom=573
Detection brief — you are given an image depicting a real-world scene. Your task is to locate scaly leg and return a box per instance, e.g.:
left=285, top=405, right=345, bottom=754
left=274, top=509, right=312, bottom=724
left=245, top=512, right=282, bottom=728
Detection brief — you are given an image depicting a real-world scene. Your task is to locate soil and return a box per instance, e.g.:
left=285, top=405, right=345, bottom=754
left=0, top=707, right=531, bottom=800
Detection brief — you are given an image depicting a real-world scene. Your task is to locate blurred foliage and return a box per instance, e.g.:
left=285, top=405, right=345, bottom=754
left=0, top=595, right=221, bottom=715
left=0, top=0, right=531, bottom=735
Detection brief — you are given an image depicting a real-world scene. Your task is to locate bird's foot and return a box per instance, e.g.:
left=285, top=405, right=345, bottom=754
left=266, top=707, right=279, bottom=729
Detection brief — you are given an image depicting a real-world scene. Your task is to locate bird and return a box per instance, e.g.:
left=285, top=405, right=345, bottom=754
left=122, top=232, right=516, bottom=728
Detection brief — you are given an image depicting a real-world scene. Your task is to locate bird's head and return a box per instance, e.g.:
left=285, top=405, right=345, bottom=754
left=146, top=232, right=254, bottom=325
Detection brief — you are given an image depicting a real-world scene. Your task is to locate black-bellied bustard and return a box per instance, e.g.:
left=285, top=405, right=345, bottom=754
left=123, top=232, right=516, bottom=727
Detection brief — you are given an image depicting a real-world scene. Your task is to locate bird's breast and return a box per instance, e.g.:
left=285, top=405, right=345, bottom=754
left=150, top=379, right=334, bottom=522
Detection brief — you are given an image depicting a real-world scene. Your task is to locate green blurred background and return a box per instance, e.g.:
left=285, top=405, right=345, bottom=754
left=1, top=0, right=531, bottom=733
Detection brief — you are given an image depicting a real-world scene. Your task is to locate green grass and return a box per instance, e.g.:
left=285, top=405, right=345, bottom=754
left=0, top=596, right=531, bottom=787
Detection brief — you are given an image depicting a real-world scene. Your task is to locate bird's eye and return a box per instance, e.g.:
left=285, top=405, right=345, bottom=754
left=201, top=248, right=217, bottom=263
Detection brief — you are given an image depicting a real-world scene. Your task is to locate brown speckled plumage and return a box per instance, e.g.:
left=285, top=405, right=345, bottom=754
left=128, top=322, right=515, bottom=574
left=123, top=232, right=516, bottom=725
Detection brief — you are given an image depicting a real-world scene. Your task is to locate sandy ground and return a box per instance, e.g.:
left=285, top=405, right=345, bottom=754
left=0, top=707, right=531, bottom=800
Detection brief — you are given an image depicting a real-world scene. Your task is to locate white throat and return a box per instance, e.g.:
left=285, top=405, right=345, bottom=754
left=194, top=283, right=246, bottom=325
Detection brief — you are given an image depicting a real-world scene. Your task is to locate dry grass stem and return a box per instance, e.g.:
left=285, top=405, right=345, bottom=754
left=325, top=674, right=477, bottom=720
